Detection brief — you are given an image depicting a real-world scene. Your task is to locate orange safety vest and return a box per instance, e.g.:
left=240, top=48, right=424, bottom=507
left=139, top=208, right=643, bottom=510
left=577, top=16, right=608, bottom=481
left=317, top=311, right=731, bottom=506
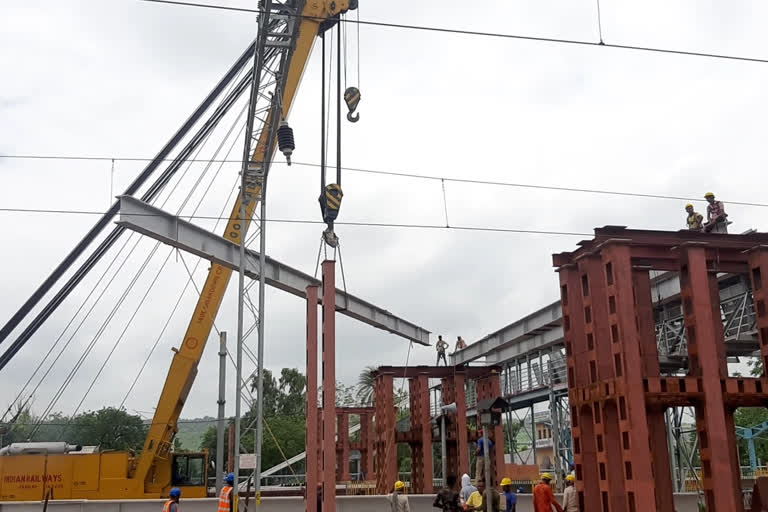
left=162, top=499, right=179, bottom=512
left=218, top=486, right=233, bottom=512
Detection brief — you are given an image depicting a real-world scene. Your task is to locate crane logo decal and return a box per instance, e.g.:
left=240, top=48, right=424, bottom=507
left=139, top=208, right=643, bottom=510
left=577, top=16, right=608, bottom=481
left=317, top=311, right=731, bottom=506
left=185, top=337, right=199, bottom=349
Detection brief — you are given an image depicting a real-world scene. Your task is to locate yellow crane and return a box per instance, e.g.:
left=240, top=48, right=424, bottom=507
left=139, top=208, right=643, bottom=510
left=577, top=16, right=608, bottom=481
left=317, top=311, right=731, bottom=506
left=0, top=0, right=355, bottom=500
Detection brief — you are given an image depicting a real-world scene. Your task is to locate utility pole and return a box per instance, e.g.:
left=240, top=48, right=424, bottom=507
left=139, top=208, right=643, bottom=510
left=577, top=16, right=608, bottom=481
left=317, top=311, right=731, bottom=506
left=216, top=332, right=227, bottom=494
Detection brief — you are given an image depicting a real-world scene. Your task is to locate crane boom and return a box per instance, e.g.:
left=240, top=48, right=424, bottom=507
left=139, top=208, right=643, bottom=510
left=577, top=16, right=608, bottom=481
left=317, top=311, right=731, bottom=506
left=133, top=0, right=353, bottom=495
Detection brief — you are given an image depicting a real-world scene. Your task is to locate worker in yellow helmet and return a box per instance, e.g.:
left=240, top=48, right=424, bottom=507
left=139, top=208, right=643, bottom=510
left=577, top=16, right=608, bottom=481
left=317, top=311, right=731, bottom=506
left=387, top=480, right=410, bottom=512
left=533, top=474, right=563, bottom=512
left=500, top=477, right=517, bottom=512
left=562, top=475, right=578, bottom=512
left=684, top=204, right=703, bottom=232
left=703, top=192, right=729, bottom=233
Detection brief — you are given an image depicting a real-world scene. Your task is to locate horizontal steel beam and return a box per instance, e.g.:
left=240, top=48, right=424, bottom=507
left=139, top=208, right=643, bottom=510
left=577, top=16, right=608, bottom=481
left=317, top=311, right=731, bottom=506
left=116, top=196, right=430, bottom=346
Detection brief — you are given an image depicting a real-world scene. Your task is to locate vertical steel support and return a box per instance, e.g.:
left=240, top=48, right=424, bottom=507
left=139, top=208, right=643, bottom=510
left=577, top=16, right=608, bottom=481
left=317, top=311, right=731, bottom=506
left=455, top=374, right=469, bottom=474
left=374, top=373, right=396, bottom=493
left=216, top=332, right=228, bottom=494
left=681, top=246, right=742, bottom=511
left=337, top=412, right=350, bottom=482
left=305, top=285, right=319, bottom=512
left=360, top=412, right=373, bottom=479
left=441, top=415, right=447, bottom=482
left=407, top=373, right=434, bottom=493
left=321, top=261, right=336, bottom=512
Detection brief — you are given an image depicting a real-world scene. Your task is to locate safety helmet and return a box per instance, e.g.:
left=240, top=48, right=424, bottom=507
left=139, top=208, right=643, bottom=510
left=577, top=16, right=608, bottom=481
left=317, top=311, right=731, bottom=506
left=566, top=475, right=576, bottom=482
left=685, top=203, right=693, bottom=209
left=704, top=192, right=715, bottom=198
left=226, top=472, right=235, bottom=484
left=500, top=477, right=512, bottom=486
left=170, top=487, right=181, bottom=498
left=394, top=480, right=405, bottom=490
left=540, top=473, right=553, bottom=481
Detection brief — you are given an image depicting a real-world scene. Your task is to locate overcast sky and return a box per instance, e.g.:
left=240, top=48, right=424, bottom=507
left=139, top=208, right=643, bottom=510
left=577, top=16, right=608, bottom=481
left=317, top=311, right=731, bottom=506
left=2, top=0, right=768, bottom=424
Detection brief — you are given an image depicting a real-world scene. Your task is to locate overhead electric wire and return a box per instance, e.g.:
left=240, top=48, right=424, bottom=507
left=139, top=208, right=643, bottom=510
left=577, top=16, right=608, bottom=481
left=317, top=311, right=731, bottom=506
left=138, top=0, right=768, bottom=66
left=3, top=154, right=767, bottom=208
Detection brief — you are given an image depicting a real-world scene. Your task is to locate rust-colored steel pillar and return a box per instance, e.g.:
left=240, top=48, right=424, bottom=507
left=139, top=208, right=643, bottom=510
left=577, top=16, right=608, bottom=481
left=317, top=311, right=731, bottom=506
left=360, top=412, right=373, bottom=479
left=374, top=372, right=396, bottom=493
left=337, top=412, right=350, bottom=482
left=559, top=263, right=599, bottom=511
left=631, top=267, right=674, bottom=510
left=408, top=373, right=434, bottom=493
left=680, top=246, right=742, bottom=511
left=748, top=247, right=768, bottom=377
left=452, top=373, right=469, bottom=474
left=305, top=285, right=319, bottom=512
left=581, top=255, right=626, bottom=512
left=321, top=260, right=336, bottom=512
left=602, top=244, right=667, bottom=511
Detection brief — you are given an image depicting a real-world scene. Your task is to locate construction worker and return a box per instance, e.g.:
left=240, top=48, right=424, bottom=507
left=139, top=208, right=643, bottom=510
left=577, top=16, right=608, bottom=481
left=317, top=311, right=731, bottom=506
left=474, top=429, right=494, bottom=482
left=533, top=474, right=563, bottom=512
left=460, top=474, right=477, bottom=510
left=500, top=478, right=517, bottom=512
left=434, top=474, right=461, bottom=512
left=704, top=192, right=729, bottom=233
left=387, top=480, right=411, bottom=512
left=436, top=335, right=449, bottom=366
left=162, top=488, right=181, bottom=512
left=454, top=336, right=467, bottom=353
left=685, top=204, right=704, bottom=231
left=466, top=478, right=500, bottom=512
left=562, top=475, right=578, bottom=512
left=218, top=473, right=235, bottom=512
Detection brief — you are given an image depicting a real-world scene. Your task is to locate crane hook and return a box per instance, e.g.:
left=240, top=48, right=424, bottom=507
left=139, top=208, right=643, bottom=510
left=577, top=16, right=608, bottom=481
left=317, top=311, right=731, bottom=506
left=344, top=87, right=361, bottom=123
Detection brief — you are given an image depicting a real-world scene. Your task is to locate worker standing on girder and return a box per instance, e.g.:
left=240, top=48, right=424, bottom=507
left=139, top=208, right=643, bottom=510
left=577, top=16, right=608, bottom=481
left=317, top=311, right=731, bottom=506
left=387, top=481, right=411, bottom=512
left=704, top=192, right=729, bottom=233
left=162, top=488, right=181, bottom=512
left=475, top=430, right=494, bottom=482
left=436, top=335, right=449, bottom=366
left=454, top=336, right=467, bottom=353
left=533, top=474, right=563, bottom=512
left=218, top=473, right=235, bottom=512
left=685, top=204, right=704, bottom=231
left=562, top=475, right=578, bottom=512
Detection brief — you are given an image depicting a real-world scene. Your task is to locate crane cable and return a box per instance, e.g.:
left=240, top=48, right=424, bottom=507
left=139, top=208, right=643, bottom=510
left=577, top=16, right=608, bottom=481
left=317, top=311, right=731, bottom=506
left=27, top=89, right=249, bottom=436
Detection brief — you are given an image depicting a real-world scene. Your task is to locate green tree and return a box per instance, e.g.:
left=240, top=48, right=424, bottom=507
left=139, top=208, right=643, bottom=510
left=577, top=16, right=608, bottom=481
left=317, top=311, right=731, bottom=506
left=277, top=368, right=306, bottom=416
left=356, top=366, right=377, bottom=406
left=65, top=407, right=146, bottom=451
left=735, top=407, right=768, bottom=466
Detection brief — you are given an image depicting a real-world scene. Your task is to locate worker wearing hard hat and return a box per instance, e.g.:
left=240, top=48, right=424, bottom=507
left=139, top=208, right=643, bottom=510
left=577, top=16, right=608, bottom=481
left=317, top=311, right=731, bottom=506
left=703, top=192, right=729, bottom=233
left=386, top=480, right=411, bottom=512
left=162, top=488, right=181, bottom=512
left=685, top=204, right=704, bottom=231
left=218, top=473, right=235, bottom=512
left=533, top=474, right=563, bottom=512
left=562, top=475, right=578, bottom=512
left=500, top=478, right=517, bottom=512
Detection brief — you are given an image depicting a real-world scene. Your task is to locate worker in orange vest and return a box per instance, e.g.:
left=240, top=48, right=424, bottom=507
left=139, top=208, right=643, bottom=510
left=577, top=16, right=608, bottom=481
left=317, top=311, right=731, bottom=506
left=533, top=474, right=563, bottom=512
left=219, top=473, right=235, bottom=512
left=162, top=488, right=181, bottom=512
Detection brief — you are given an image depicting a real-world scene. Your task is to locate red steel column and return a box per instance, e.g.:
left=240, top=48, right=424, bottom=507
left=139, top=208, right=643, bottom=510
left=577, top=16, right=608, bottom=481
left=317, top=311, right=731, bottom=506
left=360, top=412, right=373, bottom=479
left=748, top=247, right=768, bottom=376
left=375, top=373, right=396, bottom=493
left=632, top=268, right=674, bottom=511
left=454, top=373, right=469, bottom=474
left=337, top=412, right=350, bottom=481
left=305, top=285, right=319, bottom=512
left=602, top=244, right=661, bottom=511
left=411, top=373, right=434, bottom=493
left=321, top=261, right=336, bottom=512
left=681, top=246, right=742, bottom=511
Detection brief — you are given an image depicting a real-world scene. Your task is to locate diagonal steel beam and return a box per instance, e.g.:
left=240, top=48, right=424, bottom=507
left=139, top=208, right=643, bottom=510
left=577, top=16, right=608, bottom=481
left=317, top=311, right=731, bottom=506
left=116, top=195, right=431, bottom=345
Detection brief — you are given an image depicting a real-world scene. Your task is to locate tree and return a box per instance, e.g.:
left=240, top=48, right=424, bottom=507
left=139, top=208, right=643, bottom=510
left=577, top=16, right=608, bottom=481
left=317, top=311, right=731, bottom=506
left=735, top=407, right=768, bottom=466
left=277, top=368, right=306, bottom=416
left=356, top=366, right=378, bottom=406
left=65, top=407, right=146, bottom=451
left=251, top=368, right=280, bottom=416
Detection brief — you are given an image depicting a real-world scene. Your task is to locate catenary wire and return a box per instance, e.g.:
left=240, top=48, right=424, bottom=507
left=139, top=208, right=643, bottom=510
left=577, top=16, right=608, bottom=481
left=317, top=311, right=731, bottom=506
left=137, top=0, right=768, bottom=65
left=1, top=154, right=764, bottom=207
